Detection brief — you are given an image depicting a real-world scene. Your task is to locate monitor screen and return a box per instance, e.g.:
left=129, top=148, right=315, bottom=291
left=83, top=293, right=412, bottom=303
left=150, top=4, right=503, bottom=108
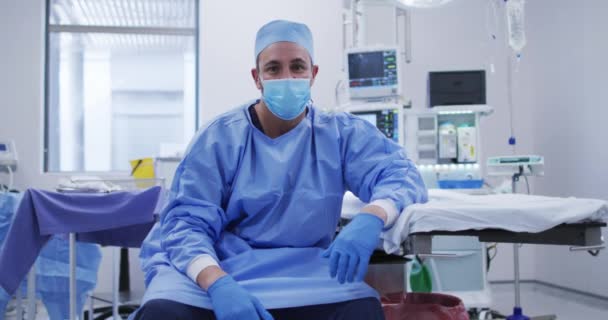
left=429, top=70, right=486, bottom=107
left=352, top=109, right=399, bottom=143
left=347, top=48, right=399, bottom=99
left=348, top=52, right=385, bottom=80
left=356, top=113, right=378, bottom=126
left=0, top=144, right=6, bottom=152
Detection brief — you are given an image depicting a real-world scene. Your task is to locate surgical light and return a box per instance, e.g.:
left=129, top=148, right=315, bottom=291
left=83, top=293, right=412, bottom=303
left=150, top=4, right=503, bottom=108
left=397, top=0, right=454, bottom=8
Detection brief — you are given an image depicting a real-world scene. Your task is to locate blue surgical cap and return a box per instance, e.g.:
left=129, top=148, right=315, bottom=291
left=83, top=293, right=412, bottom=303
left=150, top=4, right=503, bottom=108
left=255, top=20, right=314, bottom=63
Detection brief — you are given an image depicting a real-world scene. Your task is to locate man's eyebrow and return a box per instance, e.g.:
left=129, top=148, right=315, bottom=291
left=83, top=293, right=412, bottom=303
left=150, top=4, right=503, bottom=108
left=263, top=60, right=281, bottom=68
left=290, top=58, right=307, bottom=64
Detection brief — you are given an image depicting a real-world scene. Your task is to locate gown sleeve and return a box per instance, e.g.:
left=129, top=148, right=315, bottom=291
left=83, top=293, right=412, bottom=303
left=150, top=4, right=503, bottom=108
left=340, top=114, right=428, bottom=216
left=159, top=125, right=242, bottom=275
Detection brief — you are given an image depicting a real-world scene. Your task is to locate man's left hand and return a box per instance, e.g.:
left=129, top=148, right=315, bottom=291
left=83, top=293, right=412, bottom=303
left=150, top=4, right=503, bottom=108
left=322, top=213, right=384, bottom=284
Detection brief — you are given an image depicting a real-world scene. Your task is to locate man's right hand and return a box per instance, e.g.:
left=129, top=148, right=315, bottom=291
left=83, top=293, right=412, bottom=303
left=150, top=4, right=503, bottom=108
left=206, top=274, right=274, bottom=320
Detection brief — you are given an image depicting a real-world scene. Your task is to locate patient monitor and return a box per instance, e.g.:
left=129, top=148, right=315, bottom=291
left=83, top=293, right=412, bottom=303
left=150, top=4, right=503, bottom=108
left=347, top=104, right=404, bottom=145
left=346, top=47, right=401, bottom=100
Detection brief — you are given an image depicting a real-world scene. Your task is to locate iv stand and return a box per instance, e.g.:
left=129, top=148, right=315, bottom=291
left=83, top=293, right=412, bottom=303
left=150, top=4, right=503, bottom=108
left=507, top=165, right=556, bottom=320
left=507, top=166, right=529, bottom=320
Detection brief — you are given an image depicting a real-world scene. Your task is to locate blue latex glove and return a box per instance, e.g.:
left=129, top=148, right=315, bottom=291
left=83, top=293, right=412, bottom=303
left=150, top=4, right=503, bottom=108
left=322, top=213, right=384, bottom=284
left=207, top=275, right=274, bottom=320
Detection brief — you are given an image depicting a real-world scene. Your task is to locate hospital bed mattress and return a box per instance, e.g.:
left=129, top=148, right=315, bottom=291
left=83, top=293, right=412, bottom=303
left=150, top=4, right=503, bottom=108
left=342, top=189, right=608, bottom=254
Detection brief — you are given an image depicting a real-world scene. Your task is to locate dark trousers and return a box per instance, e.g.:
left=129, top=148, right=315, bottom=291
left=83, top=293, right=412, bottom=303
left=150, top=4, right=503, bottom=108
left=133, top=297, right=385, bottom=320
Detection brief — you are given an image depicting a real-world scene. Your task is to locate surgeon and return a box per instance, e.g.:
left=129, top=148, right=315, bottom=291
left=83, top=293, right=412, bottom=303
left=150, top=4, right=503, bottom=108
left=132, top=20, right=427, bottom=320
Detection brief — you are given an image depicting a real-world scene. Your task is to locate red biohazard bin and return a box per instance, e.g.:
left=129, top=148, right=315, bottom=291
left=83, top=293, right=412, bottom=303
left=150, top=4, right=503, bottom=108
left=381, top=292, right=470, bottom=320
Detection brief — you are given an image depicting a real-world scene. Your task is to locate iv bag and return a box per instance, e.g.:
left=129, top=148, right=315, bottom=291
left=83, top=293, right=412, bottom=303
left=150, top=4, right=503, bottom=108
left=506, top=0, right=526, bottom=53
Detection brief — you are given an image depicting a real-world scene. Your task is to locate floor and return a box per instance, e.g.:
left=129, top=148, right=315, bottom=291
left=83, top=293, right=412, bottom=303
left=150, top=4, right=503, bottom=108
left=483, top=282, right=608, bottom=320
left=4, top=283, right=608, bottom=319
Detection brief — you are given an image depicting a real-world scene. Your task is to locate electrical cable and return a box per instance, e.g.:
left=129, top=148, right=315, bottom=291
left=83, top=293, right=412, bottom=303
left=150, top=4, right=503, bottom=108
left=507, top=54, right=516, bottom=154
left=486, top=243, right=498, bottom=272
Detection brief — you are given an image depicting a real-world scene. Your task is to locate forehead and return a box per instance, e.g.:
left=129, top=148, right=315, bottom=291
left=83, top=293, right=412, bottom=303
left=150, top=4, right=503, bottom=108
left=257, top=42, right=311, bottom=65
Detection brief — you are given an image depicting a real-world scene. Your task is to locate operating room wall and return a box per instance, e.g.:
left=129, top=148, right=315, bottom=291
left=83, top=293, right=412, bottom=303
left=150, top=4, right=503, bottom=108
left=416, top=0, right=608, bottom=296
left=0, top=0, right=127, bottom=295
left=408, top=0, right=608, bottom=298
left=11, top=0, right=608, bottom=300
left=0, top=0, right=346, bottom=189
left=198, top=0, right=539, bottom=282
left=522, top=0, right=608, bottom=298
left=197, top=0, right=344, bottom=124
left=402, top=0, right=537, bottom=282
left=0, top=0, right=344, bottom=296
left=0, top=0, right=56, bottom=192
left=0, top=0, right=540, bottom=297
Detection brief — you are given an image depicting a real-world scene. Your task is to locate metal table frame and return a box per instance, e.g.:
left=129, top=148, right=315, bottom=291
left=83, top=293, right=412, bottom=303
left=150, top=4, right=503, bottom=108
left=402, top=222, right=606, bottom=256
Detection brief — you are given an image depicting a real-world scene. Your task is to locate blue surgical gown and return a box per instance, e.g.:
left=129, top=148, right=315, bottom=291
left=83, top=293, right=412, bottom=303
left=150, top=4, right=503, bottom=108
left=138, top=101, right=427, bottom=310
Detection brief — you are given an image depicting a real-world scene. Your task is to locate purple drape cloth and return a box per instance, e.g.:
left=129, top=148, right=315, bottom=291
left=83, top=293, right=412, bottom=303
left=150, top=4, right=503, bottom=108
left=0, top=187, right=160, bottom=295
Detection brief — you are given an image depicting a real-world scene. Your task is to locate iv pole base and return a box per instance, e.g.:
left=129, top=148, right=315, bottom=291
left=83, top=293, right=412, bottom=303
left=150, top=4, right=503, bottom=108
left=506, top=307, right=530, bottom=320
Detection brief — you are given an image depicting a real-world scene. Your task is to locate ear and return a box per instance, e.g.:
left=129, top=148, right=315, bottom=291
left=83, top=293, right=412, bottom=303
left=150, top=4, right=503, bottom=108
left=251, top=68, right=262, bottom=90
left=310, top=65, right=319, bottom=87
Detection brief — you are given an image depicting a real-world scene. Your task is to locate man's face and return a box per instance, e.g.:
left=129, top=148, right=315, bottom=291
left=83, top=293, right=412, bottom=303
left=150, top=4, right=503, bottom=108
left=252, top=41, right=319, bottom=90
